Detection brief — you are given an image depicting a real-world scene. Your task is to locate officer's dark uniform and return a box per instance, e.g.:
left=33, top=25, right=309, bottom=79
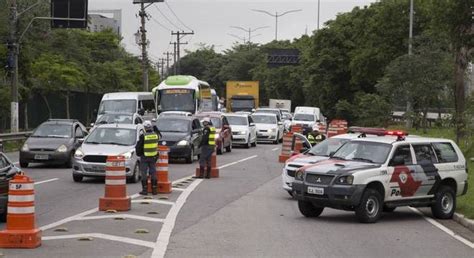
left=198, top=122, right=216, bottom=179
left=135, top=125, right=160, bottom=195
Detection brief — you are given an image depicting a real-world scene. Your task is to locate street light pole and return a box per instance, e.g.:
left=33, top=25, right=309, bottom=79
left=317, top=0, right=320, bottom=30
left=9, top=0, right=19, bottom=132
left=230, top=26, right=269, bottom=44
left=406, top=0, right=414, bottom=128
left=252, top=9, right=302, bottom=41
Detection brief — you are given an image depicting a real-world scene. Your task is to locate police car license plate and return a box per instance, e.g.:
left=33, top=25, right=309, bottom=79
left=307, top=186, right=324, bottom=195
left=34, top=154, right=49, bottom=160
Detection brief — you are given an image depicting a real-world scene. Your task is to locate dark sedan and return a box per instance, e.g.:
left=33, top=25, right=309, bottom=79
left=19, top=119, right=88, bottom=168
left=156, top=116, right=203, bottom=163
left=0, top=152, right=20, bottom=221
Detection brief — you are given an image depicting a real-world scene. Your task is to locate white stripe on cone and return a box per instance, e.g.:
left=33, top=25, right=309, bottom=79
left=105, top=179, right=126, bottom=185
left=8, top=206, right=35, bottom=214
left=106, top=170, right=125, bottom=177
left=9, top=183, right=34, bottom=190
left=9, top=194, right=35, bottom=202
left=157, top=167, right=168, bottom=172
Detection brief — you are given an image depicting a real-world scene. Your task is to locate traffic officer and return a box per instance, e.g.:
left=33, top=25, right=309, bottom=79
left=135, top=121, right=161, bottom=195
left=198, top=117, right=216, bottom=179
left=308, top=127, right=326, bottom=146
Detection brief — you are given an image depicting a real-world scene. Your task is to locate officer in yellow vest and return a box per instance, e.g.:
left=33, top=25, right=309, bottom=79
left=308, top=127, right=325, bottom=146
left=135, top=121, right=160, bottom=195
left=198, top=117, right=216, bottom=179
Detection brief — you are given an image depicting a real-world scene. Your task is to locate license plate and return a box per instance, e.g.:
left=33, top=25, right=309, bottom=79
left=34, top=154, right=49, bottom=160
left=91, top=166, right=105, bottom=172
left=307, top=186, right=324, bottom=195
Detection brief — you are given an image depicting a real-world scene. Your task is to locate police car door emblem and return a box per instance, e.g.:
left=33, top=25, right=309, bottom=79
left=399, top=173, right=407, bottom=184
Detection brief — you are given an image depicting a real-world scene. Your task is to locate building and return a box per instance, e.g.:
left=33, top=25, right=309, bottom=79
left=87, top=10, right=122, bottom=37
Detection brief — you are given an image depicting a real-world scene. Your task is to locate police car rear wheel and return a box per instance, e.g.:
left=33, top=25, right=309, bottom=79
left=431, top=185, right=455, bottom=219
left=298, top=200, right=324, bottom=217
left=355, top=189, right=382, bottom=223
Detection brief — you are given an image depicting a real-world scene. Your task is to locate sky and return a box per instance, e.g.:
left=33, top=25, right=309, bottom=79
left=89, top=0, right=376, bottom=64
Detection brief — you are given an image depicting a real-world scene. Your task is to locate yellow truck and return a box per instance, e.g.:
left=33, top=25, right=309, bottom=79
left=226, top=81, right=259, bottom=112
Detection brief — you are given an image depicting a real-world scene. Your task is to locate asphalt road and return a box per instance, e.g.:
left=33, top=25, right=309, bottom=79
left=1, top=143, right=473, bottom=257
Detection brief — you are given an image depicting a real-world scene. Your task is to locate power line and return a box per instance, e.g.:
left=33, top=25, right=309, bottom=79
left=154, top=5, right=183, bottom=31
left=150, top=15, right=172, bottom=32
left=165, top=2, right=193, bottom=31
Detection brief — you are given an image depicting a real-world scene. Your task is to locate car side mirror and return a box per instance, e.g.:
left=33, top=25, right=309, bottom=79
left=78, top=139, right=84, bottom=144
left=389, top=156, right=405, bottom=166
left=249, top=123, right=255, bottom=127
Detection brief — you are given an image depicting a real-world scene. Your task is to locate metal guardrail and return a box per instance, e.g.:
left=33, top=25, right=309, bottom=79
left=0, top=131, right=33, bottom=152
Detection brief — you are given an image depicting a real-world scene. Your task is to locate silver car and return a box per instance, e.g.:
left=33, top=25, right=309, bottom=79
left=72, top=124, right=143, bottom=183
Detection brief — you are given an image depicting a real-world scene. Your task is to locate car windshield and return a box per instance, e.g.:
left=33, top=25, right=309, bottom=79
left=252, top=115, right=276, bottom=124
left=98, top=100, right=137, bottom=114
left=85, top=128, right=136, bottom=146
left=282, top=113, right=291, bottom=120
left=332, top=141, right=392, bottom=164
left=294, top=114, right=315, bottom=121
left=157, top=118, right=190, bottom=132
left=97, top=114, right=134, bottom=124
left=308, top=138, right=349, bottom=156
left=226, top=116, right=248, bottom=126
left=32, top=123, right=71, bottom=138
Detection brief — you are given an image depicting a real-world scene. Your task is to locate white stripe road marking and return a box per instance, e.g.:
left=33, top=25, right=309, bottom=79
left=40, top=208, right=99, bottom=231
left=131, top=199, right=175, bottom=206
left=409, top=207, right=474, bottom=249
left=272, top=147, right=280, bottom=151
left=75, top=214, right=164, bottom=223
left=218, top=155, right=258, bottom=169
left=34, top=178, right=59, bottom=185
left=151, top=155, right=260, bottom=258
left=42, top=233, right=155, bottom=249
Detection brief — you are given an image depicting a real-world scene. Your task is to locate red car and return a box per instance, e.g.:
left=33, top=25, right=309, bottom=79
left=196, top=112, right=233, bottom=155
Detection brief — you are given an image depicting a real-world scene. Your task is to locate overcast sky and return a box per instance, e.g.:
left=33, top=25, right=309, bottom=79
left=89, top=0, right=376, bottom=64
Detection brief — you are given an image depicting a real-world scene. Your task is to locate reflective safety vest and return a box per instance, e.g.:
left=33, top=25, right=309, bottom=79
left=208, top=127, right=216, bottom=146
left=308, top=135, right=317, bottom=145
left=144, top=132, right=159, bottom=157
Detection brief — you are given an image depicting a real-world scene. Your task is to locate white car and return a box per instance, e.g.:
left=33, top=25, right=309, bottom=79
left=225, top=113, right=257, bottom=148
left=293, top=130, right=468, bottom=223
left=255, top=108, right=285, bottom=135
left=252, top=113, right=284, bottom=144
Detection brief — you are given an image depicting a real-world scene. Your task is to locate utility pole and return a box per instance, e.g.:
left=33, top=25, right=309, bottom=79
left=170, top=42, right=177, bottom=75
left=171, top=31, right=193, bottom=74
left=163, top=52, right=172, bottom=77
left=317, top=0, right=320, bottom=30
left=252, top=9, right=302, bottom=41
left=139, top=3, right=149, bottom=92
left=8, top=0, right=19, bottom=132
left=158, top=58, right=165, bottom=79
left=406, top=0, right=414, bottom=128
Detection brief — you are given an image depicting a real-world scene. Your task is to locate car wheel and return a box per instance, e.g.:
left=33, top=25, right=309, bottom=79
left=431, top=185, right=456, bottom=219
left=383, top=206, right=396, bottom=212
left=73, top=174, right=83, bottom=182
left=65, top=151, right=74, bottom=168
left=20, top=161, right=28, bottom=168
left=216, top=143, right=223, bottom=155
left=226, top=141, right=232, bottom=152
left=355, top=188, right=383, bottom=223
left=186, top=147, right=194, bottom=164
left=127, top=162, right=140, bottom=183
left=298, top=200, right=324, bottom=217
left=246, top=136, right=251, bottom=149
left=273, top=133, right=279, bottom=144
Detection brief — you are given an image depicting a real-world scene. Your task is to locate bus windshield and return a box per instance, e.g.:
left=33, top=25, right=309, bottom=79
left=159, top=89, right=195, bottom=113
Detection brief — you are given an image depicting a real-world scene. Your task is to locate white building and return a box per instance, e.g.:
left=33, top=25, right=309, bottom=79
left=87, top=10, right=122, bottom=37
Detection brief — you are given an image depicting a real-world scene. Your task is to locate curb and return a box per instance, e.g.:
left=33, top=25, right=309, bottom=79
left=453, top=212, right=474, bottom=232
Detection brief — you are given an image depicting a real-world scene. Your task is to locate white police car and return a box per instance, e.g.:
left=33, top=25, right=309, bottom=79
left=292, top=130, right=468, bottom=223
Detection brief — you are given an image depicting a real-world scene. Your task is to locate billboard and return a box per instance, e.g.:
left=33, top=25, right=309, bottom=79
left=51, top=0, right=88, bottom=29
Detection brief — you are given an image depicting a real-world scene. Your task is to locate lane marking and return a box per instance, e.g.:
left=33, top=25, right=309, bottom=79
left=42, top=233, right=155, bottom=248
left=272, top=147, right=280, bottom=151
left=40, top=208, right=99, bottom=231
left=409, top=208, right=474, bottom=249
left=34, top=178, right=59, bottom=185
left=131, top=199, right=175, bottom=206
left=77, top=214, right=164, bottom=223
left=218, top=155, right=258, bottom=169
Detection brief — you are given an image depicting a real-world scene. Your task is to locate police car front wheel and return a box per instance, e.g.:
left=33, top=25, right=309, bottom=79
left=298, top=200, right=324, bottom=217
left=431, top=185, right=456, bottom=219
left=355, top=188, right=383, bottom=223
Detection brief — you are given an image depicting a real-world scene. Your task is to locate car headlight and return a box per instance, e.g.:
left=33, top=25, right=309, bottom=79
left=56, top=145, right=68, bottom=153
left=177, top=140, right=189, bottom=146
left=335, top=175, right=354, bottom=185
left=122, top=150, right=134, bottom=159
left=239, top=131, right=247, bottom=135
left=21, top=143, right=29, bottom=152
left=295, top=169, right=305, bottom=181
left=74, top=149, right=84, bottom=159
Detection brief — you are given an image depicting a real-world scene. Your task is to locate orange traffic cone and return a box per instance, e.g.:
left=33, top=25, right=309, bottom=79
left=195, top=148, right=219, bottom=178
left=157, top=146, right=172, bottom=193
left=99, top=156, right=131, bottom=211
left=279, top=132, right=293, bottom=163
left=0, top=173, right=41, bottom=248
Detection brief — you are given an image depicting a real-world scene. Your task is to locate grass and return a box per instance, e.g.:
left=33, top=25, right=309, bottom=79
left=1, top=140, right=24, bottom=153
left=389, top=126, right=474, bottom=219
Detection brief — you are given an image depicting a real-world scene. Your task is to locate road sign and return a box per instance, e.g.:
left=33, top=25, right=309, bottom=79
left=51, top=0, right=88, bottom=29
left=267, top=48, right=300, bottom=68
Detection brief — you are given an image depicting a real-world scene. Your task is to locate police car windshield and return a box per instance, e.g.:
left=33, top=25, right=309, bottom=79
left=308, top=138, right=349, bottom=156
left=294, top=114, right=314, bottom=121
left=252, top=115, right=277, bottom=124
left=85, top=128, right=136, bottom=146
left=332, top=141, right=391, bottom=164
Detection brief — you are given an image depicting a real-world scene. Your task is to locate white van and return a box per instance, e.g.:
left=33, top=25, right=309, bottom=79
left=96, top=92, right=156, bottom=123
left=291, top=106, right=325, bottom=129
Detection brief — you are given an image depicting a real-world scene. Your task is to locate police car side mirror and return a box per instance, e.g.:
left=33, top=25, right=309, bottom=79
left=138, top=108, right=145, bottom=116
left=389, top=156, right=405, bottom=166
left=329, top=151, right=336, bottom=157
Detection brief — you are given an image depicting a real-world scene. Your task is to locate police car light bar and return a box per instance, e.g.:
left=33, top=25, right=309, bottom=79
left=348, top=127, right=386, bottom=136
left=385, top=130, right=408, bottom=136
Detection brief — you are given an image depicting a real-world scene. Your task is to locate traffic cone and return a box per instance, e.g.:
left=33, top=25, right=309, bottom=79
left=0, top=173, right=41, bottom=248
left=157, top=146, right=172, bottom=193
left=195, top=147, right=219, bottom=178
left=279, top=132, right=293, bottom=163
left=99, top=156, right=131, bottom=211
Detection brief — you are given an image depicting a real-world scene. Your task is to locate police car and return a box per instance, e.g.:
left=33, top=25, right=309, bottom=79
left=292, top=129, right=468, bottom=223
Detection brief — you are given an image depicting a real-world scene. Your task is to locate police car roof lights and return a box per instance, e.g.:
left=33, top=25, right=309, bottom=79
left=385, top=130, right=408, bottom=141
left=348, top=127, right=386, bottom=137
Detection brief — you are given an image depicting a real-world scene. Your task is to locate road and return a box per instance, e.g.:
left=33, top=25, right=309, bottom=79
left=1, top=143, right=473, bottom=257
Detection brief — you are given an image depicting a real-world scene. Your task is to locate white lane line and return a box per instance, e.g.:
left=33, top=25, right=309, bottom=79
left=172, top=187, right=185, bottom=192
left=42, top=233, right=155, bottom=248
left=40, top=208, right=99, bottom=231
left=131, top=199, right=175, bottom=206
left=218, top=155, right=258, bottom=169
left=76, top=214, right=164, bottom=223
left=34, top=178, right=59, bottom=185
left=151, top=179, right=201, bottom=258
left=409, top=208, right=474, bottom=249
left=272, top=147, right=280, bottom=151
